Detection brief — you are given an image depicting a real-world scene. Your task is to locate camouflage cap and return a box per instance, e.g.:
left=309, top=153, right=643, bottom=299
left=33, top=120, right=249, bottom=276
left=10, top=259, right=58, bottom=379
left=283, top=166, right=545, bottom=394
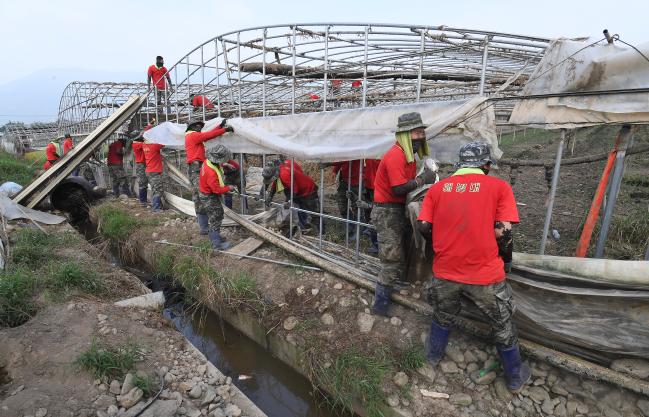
left=186, top=119, right=205, bottom=132
left=396, top=112, right=427, bottom=133
left=206, top=144, right=232, bottom=165
left=262, top=163, right=279, bottom=185
left=455, top=141, right=496, bottom=168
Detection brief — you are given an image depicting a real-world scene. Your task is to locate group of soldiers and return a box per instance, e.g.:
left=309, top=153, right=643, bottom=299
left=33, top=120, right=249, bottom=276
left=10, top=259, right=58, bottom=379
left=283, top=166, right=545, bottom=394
left=48, top=103, right=530, bottom=393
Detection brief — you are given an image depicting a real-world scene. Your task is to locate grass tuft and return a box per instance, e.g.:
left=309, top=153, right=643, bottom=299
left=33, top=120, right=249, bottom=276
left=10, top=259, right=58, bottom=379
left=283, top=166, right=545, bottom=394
left=95, top=206, right=140, bottom=241
left=47, top=262, right=105, bottom=296
left=0, top=269, right=37, bottom=327
left=11, top=228, right=51, bottom=266
left=133, top=373, right=158, bottom=397
left=0, top=150, right=38, bottom=185
left=314, top=347, right=393, bottom=417
left=152, top=249, right=175, bottom=278
left=76, top=340, right=139, bottom=380
left=397, top=344, right=426, bottom=372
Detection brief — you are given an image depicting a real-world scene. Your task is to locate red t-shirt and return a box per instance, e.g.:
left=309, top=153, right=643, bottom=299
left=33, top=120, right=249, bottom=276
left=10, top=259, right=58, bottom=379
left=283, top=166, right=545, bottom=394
left=45, top=142, right=59, bottom=161
left=132, top=141, right=146, bottom=164
left=199, top=163, right=231, bottom=195
left=107, top=141, right=125, bottom=165
left=363, top=159, right=380, bottom=190
left=417, top=170, right=520, bottom=285
left=373, top=144, right=417, bottom=204
left=148, top=65, right=168, bottom=90
left=185, top=127, right=227, bottom=164
left=63, top=138, right=73, bottom=154
left=143, top=143, right=164, bottom=173
left=192, top=95, right=215, bottom=109
left=274, top=161, right=316, bottom=197
left=332, top=160, right=361, bottom=186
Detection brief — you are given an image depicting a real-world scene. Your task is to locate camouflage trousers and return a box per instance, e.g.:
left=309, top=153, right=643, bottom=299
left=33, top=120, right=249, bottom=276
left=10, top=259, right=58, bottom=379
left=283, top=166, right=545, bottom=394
left=198, top=192, right=224, bottom=232
left=427, top=278, right=518, bottom=347
left=135, top=162, right=148, bottom=189
left=336, top=180, right=358, bottom=220
left=108, top=164, right=128, bottom=190
left=188, top=162, right=206, bottom=215
left=78, top=162, right=96, bottom=185
left=294, top=191, right=320, bottom=231
left=371, top=205, right=410, bottom=286
left=147, top=172, right=164, bottom=198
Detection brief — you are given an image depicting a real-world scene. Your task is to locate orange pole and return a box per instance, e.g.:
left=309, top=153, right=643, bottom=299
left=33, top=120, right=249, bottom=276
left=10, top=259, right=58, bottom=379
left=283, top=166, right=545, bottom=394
left=575, top=131, right=622, bottom=257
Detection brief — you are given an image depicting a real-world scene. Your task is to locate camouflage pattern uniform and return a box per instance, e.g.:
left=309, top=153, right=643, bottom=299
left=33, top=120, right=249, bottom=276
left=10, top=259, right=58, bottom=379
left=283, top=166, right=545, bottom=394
left=188, top=161, right=206, bottom=215
left=198, top=193, right=224, bottom=232
left=293, top=191, right=320, bottom=231
left=78, top=162, right=96, bottom=185
left=371, top=205, right=410, bottom=286
left=135, top=162, right=148, bottom=189
left=108, top=164, right=128, bottom=190
left=335, top=180, right=358, bottom=220
left=427, top=279, right=517, bottom=347
left=147, top=172, right=164, bottom=199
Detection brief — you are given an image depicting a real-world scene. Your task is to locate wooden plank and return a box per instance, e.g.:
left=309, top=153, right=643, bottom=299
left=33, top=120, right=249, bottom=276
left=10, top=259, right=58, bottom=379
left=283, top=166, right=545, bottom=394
left=226, top=237, right=264, bottom=258
left=14, top=95, right=147, bottom=208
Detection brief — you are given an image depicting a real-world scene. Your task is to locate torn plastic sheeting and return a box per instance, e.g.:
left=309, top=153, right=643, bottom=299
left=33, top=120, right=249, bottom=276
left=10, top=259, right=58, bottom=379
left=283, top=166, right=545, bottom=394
left=144, top=97, right=500, bottom=163
left=0, top=196, right=65, bottom=224
left=510, top=38, right=649, bottom=128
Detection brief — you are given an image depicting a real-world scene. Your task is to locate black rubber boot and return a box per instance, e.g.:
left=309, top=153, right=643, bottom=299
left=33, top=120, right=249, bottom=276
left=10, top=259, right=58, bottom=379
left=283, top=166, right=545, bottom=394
left=371, top=283, right=392, bottom=317
left=498, top=343, right=531, bottom=393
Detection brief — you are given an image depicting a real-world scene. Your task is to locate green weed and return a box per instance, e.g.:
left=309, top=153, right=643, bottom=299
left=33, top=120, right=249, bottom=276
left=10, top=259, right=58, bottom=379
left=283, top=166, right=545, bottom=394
left=315, top=347, right=393, bottom=417
left=133, top=373, right=159, bottom=397
left=0, top=151, right=38, bottom=185
left=47, top=262, right=105, bottom=296
left=75, top=340, right=139, bottom=380
left=397, top=344, right=426, bottom=372
left=11, top=228, right=51, bottom=266
left=0, top=269, right=37, bottom=327
left=95, top=206, right=140, bottom=241
left=152, top=249, right=175, bottom=278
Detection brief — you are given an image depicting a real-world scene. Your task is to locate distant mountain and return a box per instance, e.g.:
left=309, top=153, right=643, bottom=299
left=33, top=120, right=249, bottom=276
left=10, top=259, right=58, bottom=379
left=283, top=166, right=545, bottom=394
left=0, top=68, right=143, bottom=125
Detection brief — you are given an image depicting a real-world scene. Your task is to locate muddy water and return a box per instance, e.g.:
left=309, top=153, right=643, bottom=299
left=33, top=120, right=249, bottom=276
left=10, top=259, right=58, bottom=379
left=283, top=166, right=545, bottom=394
left=164, top=304, right=353, bottom=417
left=76, top=216, right=354, bottom=417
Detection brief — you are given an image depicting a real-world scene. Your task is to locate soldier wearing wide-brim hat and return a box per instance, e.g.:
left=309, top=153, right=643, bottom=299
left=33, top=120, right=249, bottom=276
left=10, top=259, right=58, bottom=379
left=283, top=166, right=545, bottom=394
left=370, top=112, right=437, bottom=317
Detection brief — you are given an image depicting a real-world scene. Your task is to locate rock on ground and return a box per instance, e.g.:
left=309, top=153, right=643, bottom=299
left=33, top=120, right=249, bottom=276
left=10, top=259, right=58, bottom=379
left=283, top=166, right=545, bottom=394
left=356, top=312, right=375, bottom=333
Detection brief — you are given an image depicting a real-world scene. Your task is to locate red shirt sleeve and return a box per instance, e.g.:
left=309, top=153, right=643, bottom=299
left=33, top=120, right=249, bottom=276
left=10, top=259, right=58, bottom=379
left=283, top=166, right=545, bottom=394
left=417, top=185, right=438, bottom=224
left=495, top=182, right=520, bottom=223
left=147, top=65, right=154, bottom=77
left=190, top=127, right=227, bottom=144
left=385, top=149, right=410, bottom=187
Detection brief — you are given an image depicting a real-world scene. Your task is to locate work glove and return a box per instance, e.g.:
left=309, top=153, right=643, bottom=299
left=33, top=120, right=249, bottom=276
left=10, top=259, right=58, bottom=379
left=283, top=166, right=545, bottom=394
left=415, top=169, right=436, bottom=186
left=504, top=262, right=512, bottom=273
left=225, top=126, right=234, bottom=133
left=228, top=185, right=236, bottom=192
left=219, top=118, right=228, bottom=128
left=345, top=190, right=358, bottom=201
left=283, top=201, right=291, bottom=209
left=356, top=199, right=371, bottom=210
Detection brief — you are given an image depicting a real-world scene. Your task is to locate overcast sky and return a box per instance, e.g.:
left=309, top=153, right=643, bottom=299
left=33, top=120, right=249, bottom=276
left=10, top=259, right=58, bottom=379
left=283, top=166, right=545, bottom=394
left=0, top=0, right=647, bottom=122
left=2, top=0, right=648, bottom=84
